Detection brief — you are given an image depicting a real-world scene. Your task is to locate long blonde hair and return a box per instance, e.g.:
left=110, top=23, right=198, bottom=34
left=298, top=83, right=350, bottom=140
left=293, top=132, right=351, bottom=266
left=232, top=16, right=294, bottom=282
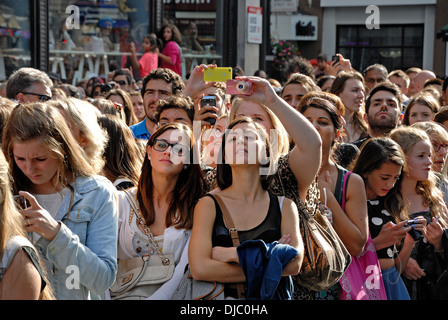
left=389, top=126, right=448, bottom=227
left=229, top=98, right=290, bottom=162
left=47, top=98, right=108, bottom=175
left=0, top=149, right=54, bottom=299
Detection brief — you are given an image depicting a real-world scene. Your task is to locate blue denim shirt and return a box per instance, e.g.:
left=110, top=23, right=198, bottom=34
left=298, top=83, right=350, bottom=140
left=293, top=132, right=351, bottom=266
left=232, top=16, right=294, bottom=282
left=34, top=175, right=118, bottom=300
left=129, top=118, right=151, bottom=140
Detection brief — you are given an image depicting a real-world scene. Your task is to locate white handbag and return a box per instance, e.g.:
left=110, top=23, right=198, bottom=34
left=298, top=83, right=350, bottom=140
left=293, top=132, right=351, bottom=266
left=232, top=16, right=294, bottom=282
left=109, top=190, right=174, bottom=300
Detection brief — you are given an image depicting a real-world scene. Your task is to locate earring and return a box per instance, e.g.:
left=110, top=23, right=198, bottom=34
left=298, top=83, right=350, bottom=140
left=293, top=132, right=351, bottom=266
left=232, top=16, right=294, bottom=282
left=183, top=164, right=188, bottom=170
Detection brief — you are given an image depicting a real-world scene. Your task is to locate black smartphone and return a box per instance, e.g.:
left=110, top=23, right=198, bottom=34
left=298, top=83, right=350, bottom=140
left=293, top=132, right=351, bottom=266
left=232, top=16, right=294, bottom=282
left=331, top=55, right=340, bottom=65
left=405, top=219, right=422, bottom=241
left=13, top=195, right=29, bottom=210
left=201, top=96, right=217, bottom=125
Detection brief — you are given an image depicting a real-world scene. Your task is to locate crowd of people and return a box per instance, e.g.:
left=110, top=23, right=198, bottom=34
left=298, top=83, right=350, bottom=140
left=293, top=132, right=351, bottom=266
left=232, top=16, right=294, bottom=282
left=0, top=48, right=447, bottom=301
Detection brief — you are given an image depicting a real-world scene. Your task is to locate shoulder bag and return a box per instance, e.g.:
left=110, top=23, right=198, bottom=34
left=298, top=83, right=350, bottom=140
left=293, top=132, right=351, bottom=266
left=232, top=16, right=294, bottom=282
left=109, top=190, right=174, bottom=300
left=293, top=178, right=352, bottom=292
left=171, top=193, right=244, bottom=300
left=338, top=172, right=388, bottom=300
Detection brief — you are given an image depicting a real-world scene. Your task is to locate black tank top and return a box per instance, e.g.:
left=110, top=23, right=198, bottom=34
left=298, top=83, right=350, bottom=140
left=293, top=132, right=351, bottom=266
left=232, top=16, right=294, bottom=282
left=209, top=192, right=282, bottom=247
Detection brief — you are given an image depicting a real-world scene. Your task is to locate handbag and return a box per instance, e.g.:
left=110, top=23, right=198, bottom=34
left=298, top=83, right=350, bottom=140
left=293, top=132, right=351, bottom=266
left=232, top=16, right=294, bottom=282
left=171, top=264, right=225, bottom=300
left=293, top=177, right=352, bottom=292
left=109, top=190, right=174, bottom=300
left=338, top=172, right=388, bottom=300
left=171, top=193, right=243, bottom=300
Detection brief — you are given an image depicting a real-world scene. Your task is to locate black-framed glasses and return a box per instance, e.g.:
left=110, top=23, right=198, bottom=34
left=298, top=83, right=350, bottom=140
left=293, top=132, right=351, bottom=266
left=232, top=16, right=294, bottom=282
left=22, top=92, right=52, bottom=102
left=152, top=139, right=189, bottom=156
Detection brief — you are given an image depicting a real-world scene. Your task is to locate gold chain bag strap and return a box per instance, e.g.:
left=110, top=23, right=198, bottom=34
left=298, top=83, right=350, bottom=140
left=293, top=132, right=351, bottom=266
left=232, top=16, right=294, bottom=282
left=293, top=178, right=351, bottom=292
left=109, top=190, right=174, bottom=300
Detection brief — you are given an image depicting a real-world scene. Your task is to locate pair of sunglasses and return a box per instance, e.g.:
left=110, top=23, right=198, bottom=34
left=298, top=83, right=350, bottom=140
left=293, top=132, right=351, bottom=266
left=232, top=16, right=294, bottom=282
left=22, top=92, right=52, bottom=102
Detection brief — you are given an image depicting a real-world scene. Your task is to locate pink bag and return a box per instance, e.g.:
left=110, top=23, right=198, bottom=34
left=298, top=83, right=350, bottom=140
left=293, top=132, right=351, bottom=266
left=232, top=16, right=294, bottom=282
left=338, top=172, right=388, bottom=300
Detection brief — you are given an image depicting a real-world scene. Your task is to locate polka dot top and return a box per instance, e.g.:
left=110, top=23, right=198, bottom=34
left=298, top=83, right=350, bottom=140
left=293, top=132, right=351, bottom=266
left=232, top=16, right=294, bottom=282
left=367, top=199, right=398, bottom=259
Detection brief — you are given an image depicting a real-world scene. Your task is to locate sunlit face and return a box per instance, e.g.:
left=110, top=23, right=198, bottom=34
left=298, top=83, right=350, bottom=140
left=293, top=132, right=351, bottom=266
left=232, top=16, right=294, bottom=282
left=130, top=94, right=145, bottom=121
left=143, top=79, right=173, bottom=123
left=363, top=161, right=402, bottom=199
left=339, top=79, right=365, bottom=113
left=234, top=101, right=273, bottom=133
left=365, top=69, right=387, bottom=93
left=430, top=137, right=448, bottom=173
left=405, top=140, right=432, bottom=181
left=224, top=122, right=266, bottom=166
left=158, top=108, right=192, bottom=127
left=388, top=76, right=408, bottom=95
left=281, top=83, right=308, bottom=110
left=366, top=90, right=402, bottom=129
left=13, top=138, right=61, bottom=194
left=302, top=107, right=336, bottom=152
left=147, top=129, right=190, bottom=176
left=408, top=103, right=435, bottom=125
left=202, top=117, right=228, bottom=167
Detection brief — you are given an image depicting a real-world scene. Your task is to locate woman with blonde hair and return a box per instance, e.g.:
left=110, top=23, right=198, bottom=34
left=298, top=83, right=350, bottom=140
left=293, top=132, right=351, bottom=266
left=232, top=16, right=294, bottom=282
left=390, top=126, right=448, bottom=299
left=48, top=97, right=108, bottom=175
left=2, top=103, right=118, bottom=299
left=0, top=148, right=54, bottom=300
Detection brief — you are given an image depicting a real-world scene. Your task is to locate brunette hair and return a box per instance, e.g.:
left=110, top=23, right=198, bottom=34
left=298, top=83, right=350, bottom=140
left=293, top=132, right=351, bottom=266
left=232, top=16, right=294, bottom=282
left=105, top=88, right=138, bottom=126
left=402, top=91, right=440, bottom=126
left=136, top=122, right=206, bottom=229
left=97, top=114, right=145, bottom=186
left=350, top=138, right=406, bottom=223
left=330, top=70, right=368, bottom=138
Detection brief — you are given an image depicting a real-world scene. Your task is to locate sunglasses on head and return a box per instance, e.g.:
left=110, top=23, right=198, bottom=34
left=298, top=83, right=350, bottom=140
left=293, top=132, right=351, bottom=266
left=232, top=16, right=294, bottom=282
left=22, top=92, right=52, bottom=102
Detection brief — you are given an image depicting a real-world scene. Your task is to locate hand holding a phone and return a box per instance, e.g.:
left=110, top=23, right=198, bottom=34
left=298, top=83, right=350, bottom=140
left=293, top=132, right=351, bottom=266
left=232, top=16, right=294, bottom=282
left=19, top=191, right=61, bottom=241
left=194, top=95, right=219, bottom=128
left=328, top=53, right=352, bottom=76
left=183, top=64, right=219, bottom=100
left=424, top=216, right=444, bottom=251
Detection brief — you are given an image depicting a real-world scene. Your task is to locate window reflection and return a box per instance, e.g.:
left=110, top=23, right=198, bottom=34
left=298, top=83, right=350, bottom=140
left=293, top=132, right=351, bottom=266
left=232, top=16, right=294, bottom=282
left=0, top=1, right=31, bottom=80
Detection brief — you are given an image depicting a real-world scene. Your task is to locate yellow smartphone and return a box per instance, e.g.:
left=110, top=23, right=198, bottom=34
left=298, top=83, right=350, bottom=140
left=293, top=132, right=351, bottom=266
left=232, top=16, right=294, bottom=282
left=204, top=67, right=233, bottom=82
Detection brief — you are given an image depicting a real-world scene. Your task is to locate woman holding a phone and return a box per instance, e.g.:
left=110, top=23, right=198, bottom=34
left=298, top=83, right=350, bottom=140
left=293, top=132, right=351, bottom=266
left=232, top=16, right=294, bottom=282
left=2, top=103, right=118, bottom=300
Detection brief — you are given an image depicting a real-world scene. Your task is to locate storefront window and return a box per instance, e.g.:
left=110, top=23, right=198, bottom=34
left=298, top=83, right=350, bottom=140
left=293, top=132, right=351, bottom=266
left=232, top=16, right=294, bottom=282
left=48, top=0, right=223, bottom=85
left=162, top=0, right=223, bottom=77
left=0, top=0, right=31, bottom=80
left=49, top=0, right=153, bottom=85
left=337, top=24, right=424, bottom=72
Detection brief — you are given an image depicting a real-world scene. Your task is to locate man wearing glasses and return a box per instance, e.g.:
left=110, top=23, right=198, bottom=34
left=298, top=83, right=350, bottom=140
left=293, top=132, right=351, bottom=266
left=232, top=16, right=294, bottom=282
left=130, top=68, right=185, bottom=141
left=6, top=67, right=53, bottom=103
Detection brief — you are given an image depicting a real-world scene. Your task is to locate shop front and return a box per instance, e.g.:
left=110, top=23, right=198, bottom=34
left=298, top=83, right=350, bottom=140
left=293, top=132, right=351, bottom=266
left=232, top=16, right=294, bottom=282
left=0, top=0, right=243, bottom=84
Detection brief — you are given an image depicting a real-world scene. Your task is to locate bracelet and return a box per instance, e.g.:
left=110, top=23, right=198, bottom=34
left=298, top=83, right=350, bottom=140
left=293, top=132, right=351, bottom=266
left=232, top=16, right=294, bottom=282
left=434, top=249, right=444, bottom=253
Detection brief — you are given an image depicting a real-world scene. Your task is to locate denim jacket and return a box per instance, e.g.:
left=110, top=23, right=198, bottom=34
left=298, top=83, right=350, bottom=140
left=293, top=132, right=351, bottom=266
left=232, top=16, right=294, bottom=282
left=34, top=175, right=118, bottom=300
